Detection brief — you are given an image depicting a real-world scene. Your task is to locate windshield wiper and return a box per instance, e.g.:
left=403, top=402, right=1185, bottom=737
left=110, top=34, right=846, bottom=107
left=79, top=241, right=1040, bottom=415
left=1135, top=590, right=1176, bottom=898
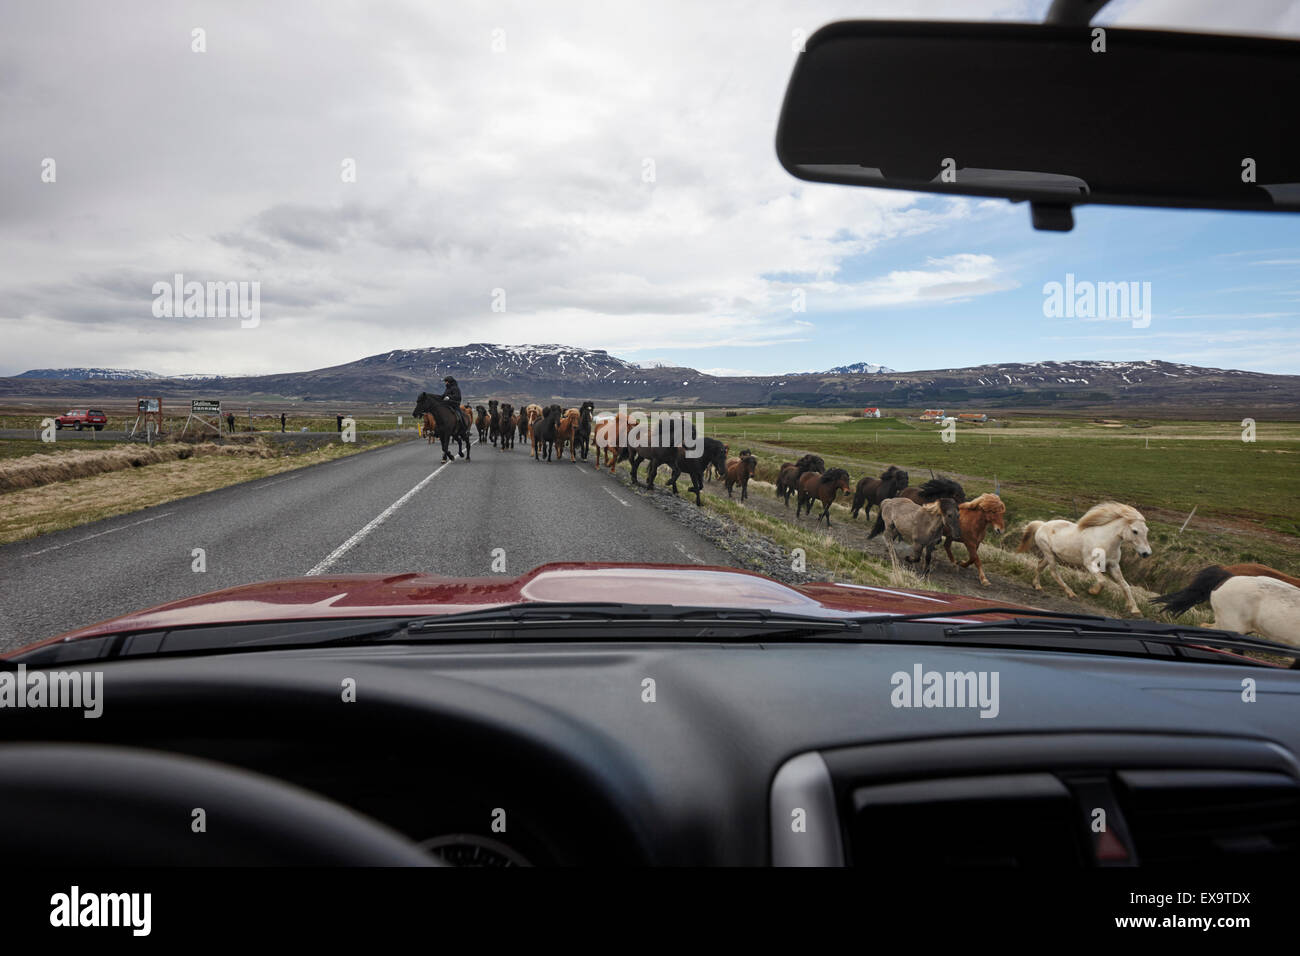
left=401, top=602, right=861, bottom=637
left=941, top=616, right=1299, bottom=661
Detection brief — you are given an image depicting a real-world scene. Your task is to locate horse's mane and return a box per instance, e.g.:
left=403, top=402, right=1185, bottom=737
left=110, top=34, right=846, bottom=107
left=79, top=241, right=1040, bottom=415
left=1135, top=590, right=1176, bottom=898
left=962, top=492, right=1004, bottom=513
left=920, top=501, right=943, bottom=515
left=821, top=468, right=849, bottom=484
left=916, top=476, right=966, bottom=503
left=1078, top=501, right=1144, bottom=528
left=880, top=465, right=906, bottom=480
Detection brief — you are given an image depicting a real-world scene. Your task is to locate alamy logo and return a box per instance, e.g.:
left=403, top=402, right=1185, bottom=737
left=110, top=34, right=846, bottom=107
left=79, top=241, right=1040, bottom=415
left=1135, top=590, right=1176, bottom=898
left=890, top=663, right=999, bottom=718
left=50, top=886, right=150, bottom=936
left=1042, top=273, right=1151, bottom=328
left=152, top=273, right=260, bottom=328
left=0, top=665, right=103, bottom=718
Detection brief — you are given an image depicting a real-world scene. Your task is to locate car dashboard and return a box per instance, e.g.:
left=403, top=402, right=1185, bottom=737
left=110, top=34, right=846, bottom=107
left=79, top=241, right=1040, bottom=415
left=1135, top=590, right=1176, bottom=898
left=5, top=638, right=1300, bottom=866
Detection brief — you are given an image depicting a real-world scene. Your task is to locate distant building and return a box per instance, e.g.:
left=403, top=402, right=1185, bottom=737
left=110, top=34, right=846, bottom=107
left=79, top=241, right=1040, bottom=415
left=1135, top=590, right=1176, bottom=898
left=958, top=413, right=988, bottom=423
left=862, top=407, right=881, bottom=418
left=920, top=408, right=945, bottom=421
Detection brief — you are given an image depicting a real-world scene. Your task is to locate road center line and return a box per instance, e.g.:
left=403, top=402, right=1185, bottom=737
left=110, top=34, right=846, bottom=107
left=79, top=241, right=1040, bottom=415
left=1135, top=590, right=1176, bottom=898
left=603, top=486, right=631, bottom=507
left=26, top=511, right=175, bottom=557
left=306, top=461, right=452, bottom=575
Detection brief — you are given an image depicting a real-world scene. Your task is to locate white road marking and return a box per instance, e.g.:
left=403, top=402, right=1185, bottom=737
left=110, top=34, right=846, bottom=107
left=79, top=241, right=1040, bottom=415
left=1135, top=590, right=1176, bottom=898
left=256, top=473, right=302, bottom=489
left=674, top=543, right=705, bottom=565
left=306, top=461, right=452, bottom=575
left=26, top=511, right=175, bottom=557
left=603, top=486, right=631, bottom=507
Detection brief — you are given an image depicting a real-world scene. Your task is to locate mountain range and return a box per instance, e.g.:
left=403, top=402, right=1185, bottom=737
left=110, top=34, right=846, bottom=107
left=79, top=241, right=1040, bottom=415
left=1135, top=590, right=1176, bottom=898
left=5, top=344, right=1297, bottom=414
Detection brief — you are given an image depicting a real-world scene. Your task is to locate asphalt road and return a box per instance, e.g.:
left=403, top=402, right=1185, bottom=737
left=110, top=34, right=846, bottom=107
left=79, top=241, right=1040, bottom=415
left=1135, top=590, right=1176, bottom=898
left=0, top=438, right=731, bottom=651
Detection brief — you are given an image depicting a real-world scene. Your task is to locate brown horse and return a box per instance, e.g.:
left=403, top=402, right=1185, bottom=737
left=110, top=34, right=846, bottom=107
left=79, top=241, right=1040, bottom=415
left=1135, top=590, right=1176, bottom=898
left=796, top=468, right=851, bottom=525
left=724, top=452, right=758, bottom=501
left=942, top=492, right=1006, bottom=586
left=774, top=461, right=798, bottom=507
left=553, top=408, right=582, bottom=461
left=850, top=465, right=909, bottom=522
left=880, top=497, right=963, bottom=576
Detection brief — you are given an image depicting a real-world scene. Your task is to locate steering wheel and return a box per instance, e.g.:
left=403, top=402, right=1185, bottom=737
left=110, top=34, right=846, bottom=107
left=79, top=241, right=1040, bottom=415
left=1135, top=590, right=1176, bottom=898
left=0, top=743, right=438, bottom=865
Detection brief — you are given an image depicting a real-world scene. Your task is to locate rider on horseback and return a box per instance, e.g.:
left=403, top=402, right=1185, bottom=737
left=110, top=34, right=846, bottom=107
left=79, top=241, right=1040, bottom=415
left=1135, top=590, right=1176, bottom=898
left=437, top=376, right=462, bottom=407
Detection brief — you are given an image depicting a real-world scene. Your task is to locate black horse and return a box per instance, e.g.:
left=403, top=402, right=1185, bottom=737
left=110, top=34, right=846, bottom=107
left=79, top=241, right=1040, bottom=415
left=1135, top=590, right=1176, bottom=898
left=532, top=404, right=562, bottom=461
left=575, top=401, right=595, bottom=461
left=629, top=414, right=694, bottom=490
left=517, top=409, right=530, bottom=446
left=498, top=402, right=514, bottom=450
left=850, top=465, right=909, bottom=522
left=487, top=399, right=500, bottom=446
left=794, top=453, right=825, bottom=476
left=670, top=436, right=727, bottom=506
left=414, top=391, right=472, bottom=463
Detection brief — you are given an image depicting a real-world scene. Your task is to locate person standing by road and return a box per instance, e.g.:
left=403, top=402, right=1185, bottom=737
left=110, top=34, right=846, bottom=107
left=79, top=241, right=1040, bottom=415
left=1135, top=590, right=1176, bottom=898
left=280, top=412, right=286, bottom=432
left=226, top=412, right=236, bottom=434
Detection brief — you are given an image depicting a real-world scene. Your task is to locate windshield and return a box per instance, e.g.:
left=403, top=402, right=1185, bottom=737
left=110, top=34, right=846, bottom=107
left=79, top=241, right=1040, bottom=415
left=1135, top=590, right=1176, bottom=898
left=0, top=0, right=1296, bottom=666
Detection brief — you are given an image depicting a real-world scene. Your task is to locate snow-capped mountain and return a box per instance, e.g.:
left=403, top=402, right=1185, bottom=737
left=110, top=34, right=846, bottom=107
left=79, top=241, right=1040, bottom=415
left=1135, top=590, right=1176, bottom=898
left=4, top=350, right=1294, bottom=412
left=824, top=361, right=896, bottom=375
left=14, top=367, right=163, bottom=381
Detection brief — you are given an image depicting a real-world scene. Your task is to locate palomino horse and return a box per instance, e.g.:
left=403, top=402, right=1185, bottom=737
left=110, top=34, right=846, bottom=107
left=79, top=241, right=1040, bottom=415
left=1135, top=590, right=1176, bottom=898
left=796, top=468, right=852, bottom=525
left=553, top=408, right=582, bottom=461
left=879, top=497, right=964, bottom=577
left=1202, top=576, right=1300, bottom=645
left=1017, top=501, right=1152, bottom=615
left=1155, top=563, right=1300, bottom=616
left=850, top=465, right=909, bottom=522
left=942, top=493, right=1006, bottom=587
left=523, top=403, right=543, bottom=446
left=413, top=392, right=472, bottom=463
left=724, top=451, right=759, bottom=501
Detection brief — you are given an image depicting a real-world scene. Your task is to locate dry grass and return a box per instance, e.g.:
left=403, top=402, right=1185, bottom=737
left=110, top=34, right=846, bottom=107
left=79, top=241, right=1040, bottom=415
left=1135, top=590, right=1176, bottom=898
left=0, top=442, right=276, bottom=492
left=0, top=440, right=394, bottom=545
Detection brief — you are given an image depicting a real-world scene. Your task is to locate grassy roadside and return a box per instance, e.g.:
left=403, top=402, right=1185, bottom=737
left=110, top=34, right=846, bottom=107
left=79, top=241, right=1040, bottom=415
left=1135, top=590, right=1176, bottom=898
left=0, top=438, right=403, bottom=546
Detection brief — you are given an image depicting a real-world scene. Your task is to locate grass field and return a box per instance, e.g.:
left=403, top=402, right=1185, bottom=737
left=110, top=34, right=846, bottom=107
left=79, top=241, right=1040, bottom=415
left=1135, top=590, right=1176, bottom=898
left=700, top=410, right=1300, bottom=597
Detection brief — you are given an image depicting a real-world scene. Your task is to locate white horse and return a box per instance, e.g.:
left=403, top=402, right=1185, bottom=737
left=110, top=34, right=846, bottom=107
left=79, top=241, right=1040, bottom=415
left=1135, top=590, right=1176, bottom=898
left=1016, top=502, right=1153, bottom=615
left=1209, top=576, right=1300, bottom=646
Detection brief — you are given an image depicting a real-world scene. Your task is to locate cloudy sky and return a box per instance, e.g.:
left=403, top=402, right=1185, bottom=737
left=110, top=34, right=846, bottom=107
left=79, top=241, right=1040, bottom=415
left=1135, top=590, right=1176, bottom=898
left=3, top=0, right=1300, bottom=378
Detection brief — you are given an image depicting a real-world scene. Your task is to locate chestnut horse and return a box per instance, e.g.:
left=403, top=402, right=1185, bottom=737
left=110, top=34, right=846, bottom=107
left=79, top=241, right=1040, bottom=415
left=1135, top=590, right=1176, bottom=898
left=724, top=451, right=758, bottom=501
left=942, top=492, right=1006, bottom=586
left=523, top=403, right=543, bottom=446
left=553, top=408, right=582, bottom=461
left=796, top=468, right=851, bottom=525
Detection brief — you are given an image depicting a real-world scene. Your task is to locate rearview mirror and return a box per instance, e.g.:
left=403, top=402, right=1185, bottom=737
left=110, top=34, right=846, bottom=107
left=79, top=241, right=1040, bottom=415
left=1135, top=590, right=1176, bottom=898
left=776, top=22, right=1300, bottom=230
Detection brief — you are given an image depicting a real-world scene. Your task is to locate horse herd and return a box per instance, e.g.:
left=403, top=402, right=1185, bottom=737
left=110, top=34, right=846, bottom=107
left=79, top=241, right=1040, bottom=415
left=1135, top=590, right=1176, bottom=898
left=409, top=392, right=1299, bottom=646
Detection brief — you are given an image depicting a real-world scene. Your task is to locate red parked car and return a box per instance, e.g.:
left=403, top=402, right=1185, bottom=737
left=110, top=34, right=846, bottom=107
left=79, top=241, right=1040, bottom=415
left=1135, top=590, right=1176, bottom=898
left=53, top=408, right=107, bottom=431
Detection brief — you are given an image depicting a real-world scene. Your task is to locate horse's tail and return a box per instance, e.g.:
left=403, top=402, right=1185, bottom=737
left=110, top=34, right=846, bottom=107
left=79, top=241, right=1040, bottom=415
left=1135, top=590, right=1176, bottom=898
left=1016, top=521, right=1044, bottom=553
left=867, top=513, right=885, bottom=539
left=1153, top=565, right=1233, bottom=616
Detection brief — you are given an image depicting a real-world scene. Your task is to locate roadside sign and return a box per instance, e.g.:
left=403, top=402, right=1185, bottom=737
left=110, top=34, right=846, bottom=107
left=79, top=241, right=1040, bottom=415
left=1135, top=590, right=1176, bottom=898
left=191, top=400, right=221, bottom=414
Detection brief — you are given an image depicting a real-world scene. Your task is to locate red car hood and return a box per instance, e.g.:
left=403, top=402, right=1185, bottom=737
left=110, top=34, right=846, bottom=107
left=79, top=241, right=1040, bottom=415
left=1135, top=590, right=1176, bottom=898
left=9, top=562, right=1025, bottom=657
